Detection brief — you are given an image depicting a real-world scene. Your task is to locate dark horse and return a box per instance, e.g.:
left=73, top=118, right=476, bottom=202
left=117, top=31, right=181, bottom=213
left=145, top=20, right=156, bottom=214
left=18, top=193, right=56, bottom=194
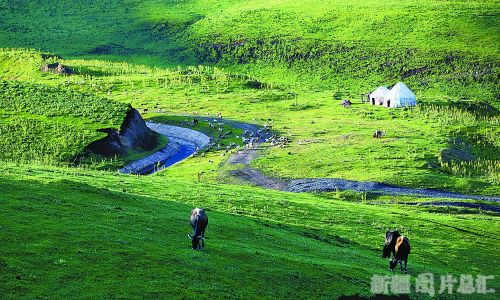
left=382, top=230, right=400, bottom=259
left=382, top=230, right=411, bottom=273
left=189, top=208, right=208, bottom=250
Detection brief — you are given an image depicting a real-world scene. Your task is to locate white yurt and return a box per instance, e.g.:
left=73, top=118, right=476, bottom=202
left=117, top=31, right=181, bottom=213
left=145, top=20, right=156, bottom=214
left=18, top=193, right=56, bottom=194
left=369, top=86, right=389, bottom=105
left=384, top=82, right=417, bottom=108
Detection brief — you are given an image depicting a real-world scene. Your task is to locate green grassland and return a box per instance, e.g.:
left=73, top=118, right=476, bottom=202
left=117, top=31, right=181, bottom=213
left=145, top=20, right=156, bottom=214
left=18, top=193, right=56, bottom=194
left=2, top=0, right=498, bottom=56
left=0, top=81, right=126, bottom=164
left=1, top=163, right=499, bottom=299
left=0, top=0, right=499, bottom=298
left=4, top=48, right=497, bottom=194
left=1, top=0, right=498, bottom=100
left=0, top=49, right=174, bottom=169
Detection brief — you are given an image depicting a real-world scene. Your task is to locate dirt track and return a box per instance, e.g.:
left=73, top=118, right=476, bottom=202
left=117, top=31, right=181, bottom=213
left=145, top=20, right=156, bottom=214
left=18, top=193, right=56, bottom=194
left=225, top=123, right=500, bottom=210
left=229, top=146, right=500, bottom=202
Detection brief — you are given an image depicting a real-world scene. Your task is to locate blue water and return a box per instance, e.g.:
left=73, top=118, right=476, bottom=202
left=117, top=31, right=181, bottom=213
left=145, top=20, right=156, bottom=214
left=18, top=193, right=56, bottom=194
left=138, top=142, right=197, bottom=175
left=162, top=143, right=197, bottom=168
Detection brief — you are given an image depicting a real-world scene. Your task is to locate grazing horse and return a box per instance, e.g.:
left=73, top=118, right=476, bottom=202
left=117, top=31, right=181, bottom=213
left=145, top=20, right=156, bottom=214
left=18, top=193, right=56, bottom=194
left=382, top=230, right=411, bottom=273
left=188, top=208, right=208, bottom=250
left=382, top=230, right=401, bottom=258
left=389, top=235, right=411, bottom=273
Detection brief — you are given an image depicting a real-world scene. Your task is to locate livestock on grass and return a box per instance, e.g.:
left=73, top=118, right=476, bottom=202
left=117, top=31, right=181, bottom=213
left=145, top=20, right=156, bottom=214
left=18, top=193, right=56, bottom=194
left=189, top=208, right=208, bottom=250
left=382, top=230, right=411, bottom=273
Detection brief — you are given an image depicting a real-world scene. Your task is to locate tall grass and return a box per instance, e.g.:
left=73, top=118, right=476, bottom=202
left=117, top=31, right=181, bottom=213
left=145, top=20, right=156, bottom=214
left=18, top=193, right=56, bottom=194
left=439, top=159, right=500, bottom=184
left=0, top=118, right=99, bottom=164
left=413, top=104, right=500, bottom=127
left=0, top=80, right=128, bottom=124
left=412, top=104, right=500, bottom=183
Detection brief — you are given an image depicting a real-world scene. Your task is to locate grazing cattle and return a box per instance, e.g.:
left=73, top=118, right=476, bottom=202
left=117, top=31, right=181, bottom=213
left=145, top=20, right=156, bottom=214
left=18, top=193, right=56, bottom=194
left=188, top=208, right=208, bottom=250
left=383, top=230, right=411, bottom=273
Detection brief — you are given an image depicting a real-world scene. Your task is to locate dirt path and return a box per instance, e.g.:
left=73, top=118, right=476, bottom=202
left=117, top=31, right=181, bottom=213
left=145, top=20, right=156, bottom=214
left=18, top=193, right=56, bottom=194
left=226, top=125, right=500, bottom=207
left=227, top=145, right=260, bottom=165
left=232, top=167, right=288, bottom=190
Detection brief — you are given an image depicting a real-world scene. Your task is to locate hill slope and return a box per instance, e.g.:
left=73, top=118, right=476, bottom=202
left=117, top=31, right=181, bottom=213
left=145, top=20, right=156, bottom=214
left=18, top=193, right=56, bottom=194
left=0, top=50, right=168, bottom=168
left=0, top=0, right=498, bottom=103
left=0, top=2, right=499, bottom=298
left=1, top=163, right=499, bottom=298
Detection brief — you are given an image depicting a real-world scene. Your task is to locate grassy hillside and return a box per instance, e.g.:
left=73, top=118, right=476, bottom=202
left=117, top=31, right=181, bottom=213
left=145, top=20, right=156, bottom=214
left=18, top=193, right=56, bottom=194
left=1, top=48, right=498, bottom=193
left=0, top=50, right=169, bottom=168
left=1, top=0, right=498, bottom=102
left=184, top=0, right=500, bottom=100
left=0, top=80, right=127, bottom=164
left=1, top=163, right=498, bottom=298
left=0, top=1, right=499, bottom=298
left=2, top=0, right=498, bottom=55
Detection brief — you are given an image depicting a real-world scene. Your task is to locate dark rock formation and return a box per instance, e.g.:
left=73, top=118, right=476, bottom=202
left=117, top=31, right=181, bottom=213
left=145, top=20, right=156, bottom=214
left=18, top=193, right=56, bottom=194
left=85, top=107, right=160, bottom=156
left=40, top=62, right=74, bottom=75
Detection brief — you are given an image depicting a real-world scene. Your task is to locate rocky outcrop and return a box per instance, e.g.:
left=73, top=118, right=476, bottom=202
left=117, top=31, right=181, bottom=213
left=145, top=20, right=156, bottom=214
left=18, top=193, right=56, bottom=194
left=86, top=107, right=160, bottom=156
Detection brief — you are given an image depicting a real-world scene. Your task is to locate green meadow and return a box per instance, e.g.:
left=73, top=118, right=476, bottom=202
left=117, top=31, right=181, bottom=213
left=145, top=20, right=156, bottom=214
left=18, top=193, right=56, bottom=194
left=1, top=163, right=499, bottom=298
left=0, top=0, right=499, bottom=298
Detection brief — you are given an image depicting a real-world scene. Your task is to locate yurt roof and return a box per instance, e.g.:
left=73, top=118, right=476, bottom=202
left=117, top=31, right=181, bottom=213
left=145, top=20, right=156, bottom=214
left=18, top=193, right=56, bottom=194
left=370, top=86, right=390, bottom=97
left=387, top=82, right=416, bottom=99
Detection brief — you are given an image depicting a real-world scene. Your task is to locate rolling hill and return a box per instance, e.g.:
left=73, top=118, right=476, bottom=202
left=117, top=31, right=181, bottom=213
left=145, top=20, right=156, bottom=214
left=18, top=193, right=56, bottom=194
left=0, top=0, right=499, bottom=299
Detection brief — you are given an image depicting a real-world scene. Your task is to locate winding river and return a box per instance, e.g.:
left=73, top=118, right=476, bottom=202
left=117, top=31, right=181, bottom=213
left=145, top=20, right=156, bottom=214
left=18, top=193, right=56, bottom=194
left=119, top=122, right=210, bottom=175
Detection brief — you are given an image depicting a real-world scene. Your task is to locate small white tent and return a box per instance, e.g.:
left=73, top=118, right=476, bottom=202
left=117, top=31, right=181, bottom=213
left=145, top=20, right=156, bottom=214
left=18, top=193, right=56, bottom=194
left=369, top=86, right=390, bottom=105
left=384, top=82, right=416, bottom=108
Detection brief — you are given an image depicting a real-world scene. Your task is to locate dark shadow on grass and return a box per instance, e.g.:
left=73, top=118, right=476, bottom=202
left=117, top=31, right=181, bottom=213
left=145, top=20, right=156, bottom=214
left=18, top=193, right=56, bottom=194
left=68, top=65, right=117, bottom=77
